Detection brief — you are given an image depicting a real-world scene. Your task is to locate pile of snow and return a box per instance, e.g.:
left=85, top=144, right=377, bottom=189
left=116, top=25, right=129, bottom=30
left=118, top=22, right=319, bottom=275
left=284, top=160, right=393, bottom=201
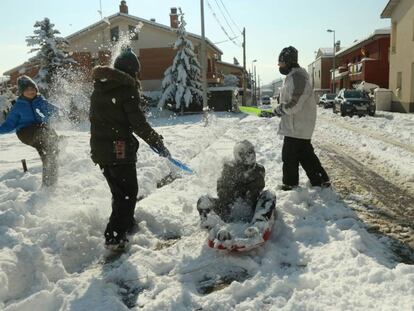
left=0, top=111, right=413, bottom=310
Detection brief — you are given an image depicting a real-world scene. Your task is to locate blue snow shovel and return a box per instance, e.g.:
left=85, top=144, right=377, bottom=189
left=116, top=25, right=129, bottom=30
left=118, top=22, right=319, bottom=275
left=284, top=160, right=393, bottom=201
left=151, top=147, right=194, bottom=174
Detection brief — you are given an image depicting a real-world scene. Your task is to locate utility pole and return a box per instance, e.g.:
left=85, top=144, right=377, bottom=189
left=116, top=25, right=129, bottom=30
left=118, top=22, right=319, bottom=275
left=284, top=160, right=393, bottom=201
left=258, top=75, right=261, bottom=103
left=242, top=28, right=246, bottom=107
left=327, top=29, right=336, bottom=93
left=254, top=65, right=257, bottom=105
left=200, top=0, right=209, bottom=125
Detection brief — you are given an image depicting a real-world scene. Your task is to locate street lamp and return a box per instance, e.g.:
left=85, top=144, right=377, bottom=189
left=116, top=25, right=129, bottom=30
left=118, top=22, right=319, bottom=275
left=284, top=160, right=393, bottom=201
left=327, top=29, right=336, bottom=93
left=251, top=59, right=257, bottom=105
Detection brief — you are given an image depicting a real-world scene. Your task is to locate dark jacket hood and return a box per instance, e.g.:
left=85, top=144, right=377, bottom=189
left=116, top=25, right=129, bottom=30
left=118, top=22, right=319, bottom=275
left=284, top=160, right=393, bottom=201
left=92, top=66, right=136, bottom=91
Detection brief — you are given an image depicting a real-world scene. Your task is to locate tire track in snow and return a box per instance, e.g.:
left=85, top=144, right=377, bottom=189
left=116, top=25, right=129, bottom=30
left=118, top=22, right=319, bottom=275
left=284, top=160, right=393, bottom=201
left=318, top=142, right=414, bottom=263
left=318, top=114, right=414, bottom=154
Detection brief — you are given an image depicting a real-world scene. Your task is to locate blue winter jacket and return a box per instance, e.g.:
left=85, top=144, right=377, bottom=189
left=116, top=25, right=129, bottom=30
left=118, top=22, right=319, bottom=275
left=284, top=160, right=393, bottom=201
left=0, top=95, right=58, bottom=134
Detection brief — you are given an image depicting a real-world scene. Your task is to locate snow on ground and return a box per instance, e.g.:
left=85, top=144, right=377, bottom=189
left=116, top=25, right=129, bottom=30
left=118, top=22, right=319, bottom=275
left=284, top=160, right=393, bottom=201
left=316, top=109, right=414, bottom=192
left=1, top=111, right=414, bottom=310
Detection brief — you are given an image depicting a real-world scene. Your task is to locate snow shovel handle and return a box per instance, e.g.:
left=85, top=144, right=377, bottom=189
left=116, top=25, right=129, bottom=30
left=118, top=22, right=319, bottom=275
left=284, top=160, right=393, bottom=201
left=150, top=146, right=194, bottom=174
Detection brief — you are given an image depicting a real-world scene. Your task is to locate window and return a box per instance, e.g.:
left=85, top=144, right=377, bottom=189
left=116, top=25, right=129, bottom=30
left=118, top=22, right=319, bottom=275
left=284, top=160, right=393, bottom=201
left=396, top=71, right=402, bottom=98
left=391, top=22, right=397, bottom=53
left=129, top=25, right=139, bottom=40
left=411, top=63, right=414, bottom=101
left=110, top=26, right=119, bottom=41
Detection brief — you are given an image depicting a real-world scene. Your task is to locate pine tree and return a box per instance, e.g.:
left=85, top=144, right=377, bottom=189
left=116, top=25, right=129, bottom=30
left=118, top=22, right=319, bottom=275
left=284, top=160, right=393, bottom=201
left=158, top=10, right=203, bottom=112
left=26, top=18, right=75, bottom=94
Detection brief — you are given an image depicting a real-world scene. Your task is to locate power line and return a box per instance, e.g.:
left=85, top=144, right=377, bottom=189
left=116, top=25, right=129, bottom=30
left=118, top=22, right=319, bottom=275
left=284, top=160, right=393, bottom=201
left=206, top=0, right=241, bottom=47
left=213, top=0, right=238, bottom=39
left=218, top=0, right=243, bottom=34
left=213, top=35, right=241, bottom=45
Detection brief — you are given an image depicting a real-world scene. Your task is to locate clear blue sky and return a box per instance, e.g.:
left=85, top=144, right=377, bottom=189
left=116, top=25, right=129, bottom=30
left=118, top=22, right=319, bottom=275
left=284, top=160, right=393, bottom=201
left=0, top=0, right=390, bottom=85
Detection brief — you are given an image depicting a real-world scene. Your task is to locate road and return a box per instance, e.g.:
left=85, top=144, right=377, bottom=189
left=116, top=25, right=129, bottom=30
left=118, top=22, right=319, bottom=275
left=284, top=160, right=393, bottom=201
left=313, top=108, right=414, bottom=262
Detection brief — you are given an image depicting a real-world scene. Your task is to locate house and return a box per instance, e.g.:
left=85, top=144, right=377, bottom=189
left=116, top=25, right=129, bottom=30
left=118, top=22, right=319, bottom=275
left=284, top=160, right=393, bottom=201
left=4, top=1, right=240, bottom=93
left=381, top=0, right=414, bottom=112
left=216, top=61, right=244, bottom=87
left=308, top=47, right=334, bottom=93
left=331, top=28, right=390, bottom=93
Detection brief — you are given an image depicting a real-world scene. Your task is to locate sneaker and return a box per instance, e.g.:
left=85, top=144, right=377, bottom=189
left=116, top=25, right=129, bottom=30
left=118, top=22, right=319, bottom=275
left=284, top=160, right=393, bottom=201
left=278, top=184, right=297, bottom=191
left=217, top=229, right=232, bottom=241
left=321, top=181, right=331, bottom=188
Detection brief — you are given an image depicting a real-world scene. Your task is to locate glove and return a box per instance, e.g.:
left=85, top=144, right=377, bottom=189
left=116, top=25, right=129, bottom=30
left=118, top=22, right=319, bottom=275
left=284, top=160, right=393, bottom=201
left=154, top=143, right=171, bottom=158
left=273, top=104, right=285, bottom=117
left=157, top=144, right=171, bottom=158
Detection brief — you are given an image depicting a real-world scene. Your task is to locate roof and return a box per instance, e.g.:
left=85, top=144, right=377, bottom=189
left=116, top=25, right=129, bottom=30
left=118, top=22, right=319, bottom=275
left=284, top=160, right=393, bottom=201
left=335, top=28, right=391, bottom=57
left=3, top=58, right=40, bottom=76
left=66, top=12, right=223, bottom=54
left=381, top=0, right=400, bottom=18
left=216, top=60, right=243, bottom=69
left=0, top=76, right=10, bottom=83
left=318, top=47, right=334, bottom=56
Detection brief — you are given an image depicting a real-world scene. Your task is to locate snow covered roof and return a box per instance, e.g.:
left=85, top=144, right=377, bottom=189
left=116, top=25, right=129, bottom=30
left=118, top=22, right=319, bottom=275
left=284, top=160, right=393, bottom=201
left=208, top=86, right=239, bottom=91
left=3, top=58, right=40, bottom=76
left=335, top=28, right=391, bottom=57
left=65, top=12, right=223, bottom=54
left=318, top=47, right=334, bottom=56
left=216, top=61, right=243, bottom=69
left=381, top=0, right=400, bottom=18
left=0, top=76, right=10, bottom=83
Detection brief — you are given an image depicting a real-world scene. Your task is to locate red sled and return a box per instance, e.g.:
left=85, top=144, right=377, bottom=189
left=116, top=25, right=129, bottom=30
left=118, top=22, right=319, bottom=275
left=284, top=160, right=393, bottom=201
left=207, top=209, right=276, bottom=252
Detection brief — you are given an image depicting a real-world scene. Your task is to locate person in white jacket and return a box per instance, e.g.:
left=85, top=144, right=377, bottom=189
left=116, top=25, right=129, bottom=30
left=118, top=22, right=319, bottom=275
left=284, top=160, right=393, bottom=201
left=273, top=46, right=330, bottom=191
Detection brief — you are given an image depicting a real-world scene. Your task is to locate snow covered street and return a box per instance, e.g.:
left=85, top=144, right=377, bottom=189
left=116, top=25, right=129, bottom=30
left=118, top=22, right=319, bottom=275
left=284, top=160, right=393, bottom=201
left=1, top=110, right=414, bottom=310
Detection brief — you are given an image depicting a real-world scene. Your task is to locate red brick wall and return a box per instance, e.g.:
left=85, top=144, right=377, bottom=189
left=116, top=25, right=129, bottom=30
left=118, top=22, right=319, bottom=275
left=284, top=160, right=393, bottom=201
left=72, top=52, right=93, bottom=74
left=336, top=36, right=390, bottom=89
left=8, top=64, right=40, bottom=86
left=98, top=51, right=111, bottom=66
left=321, top=58, right=333, bottom=90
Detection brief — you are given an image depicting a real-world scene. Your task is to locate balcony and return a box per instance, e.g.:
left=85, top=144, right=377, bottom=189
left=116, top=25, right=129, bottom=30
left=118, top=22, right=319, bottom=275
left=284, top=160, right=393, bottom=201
left=347, top=58, right=380, bottom=82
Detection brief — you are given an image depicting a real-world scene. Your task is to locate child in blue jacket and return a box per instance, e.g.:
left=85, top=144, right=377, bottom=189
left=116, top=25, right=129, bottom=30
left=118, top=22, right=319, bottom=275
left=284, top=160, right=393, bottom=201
left=0, top=76, right=59, bottom=187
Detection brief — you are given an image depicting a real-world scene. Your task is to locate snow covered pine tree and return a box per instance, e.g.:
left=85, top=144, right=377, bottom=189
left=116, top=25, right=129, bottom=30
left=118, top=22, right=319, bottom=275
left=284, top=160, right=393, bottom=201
left=26, top=18, right=75, bottom=95
left=158, top=9, right=203, bottom=114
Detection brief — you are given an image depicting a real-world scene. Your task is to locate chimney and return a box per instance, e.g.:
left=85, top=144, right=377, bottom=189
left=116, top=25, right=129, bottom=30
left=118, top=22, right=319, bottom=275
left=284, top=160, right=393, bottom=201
left=150, top=18, right=156, bottom=22
left=120, top=1, right=128, bottom=14
left=335, top=40, right=341, bottom=52
left=170, top=7, right=179, bottom=29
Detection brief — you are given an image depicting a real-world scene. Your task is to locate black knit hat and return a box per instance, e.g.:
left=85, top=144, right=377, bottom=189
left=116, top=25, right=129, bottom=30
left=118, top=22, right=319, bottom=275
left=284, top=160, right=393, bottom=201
left=278, top=46, right=298, bottom=65
left=17, top=75, right=38, bottom=95
left=114, top=47, right=140, bottom=78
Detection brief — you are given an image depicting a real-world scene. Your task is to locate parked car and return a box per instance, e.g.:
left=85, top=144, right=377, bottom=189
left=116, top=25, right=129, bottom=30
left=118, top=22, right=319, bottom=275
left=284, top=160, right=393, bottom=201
left=333, top=89, right=376, bottom=117
left=318, top=93, right=336, bottom=108
left=261, top=95, right=271, bottom=105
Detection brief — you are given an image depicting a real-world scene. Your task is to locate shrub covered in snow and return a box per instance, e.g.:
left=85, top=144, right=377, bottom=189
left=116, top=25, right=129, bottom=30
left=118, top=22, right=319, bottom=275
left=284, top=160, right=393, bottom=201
left=0, top=88, right=16, bottom=122
left=223, top=74, right=239, bottom=87
left=158, top=9, right=203, bottom=112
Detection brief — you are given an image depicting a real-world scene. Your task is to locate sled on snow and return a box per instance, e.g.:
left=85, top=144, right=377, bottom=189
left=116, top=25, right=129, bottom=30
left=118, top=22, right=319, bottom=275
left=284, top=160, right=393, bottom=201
left=206, top=207, right=277, bottom=252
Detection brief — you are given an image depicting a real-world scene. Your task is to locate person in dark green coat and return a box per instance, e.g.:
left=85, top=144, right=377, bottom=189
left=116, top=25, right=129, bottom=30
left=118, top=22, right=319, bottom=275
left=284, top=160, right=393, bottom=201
left=90, top=48, right=170, bottom=250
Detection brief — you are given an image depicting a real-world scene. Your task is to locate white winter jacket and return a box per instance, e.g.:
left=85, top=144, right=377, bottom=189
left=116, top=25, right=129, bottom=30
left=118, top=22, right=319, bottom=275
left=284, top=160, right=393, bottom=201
left=276, top=67, right=316, bottom=140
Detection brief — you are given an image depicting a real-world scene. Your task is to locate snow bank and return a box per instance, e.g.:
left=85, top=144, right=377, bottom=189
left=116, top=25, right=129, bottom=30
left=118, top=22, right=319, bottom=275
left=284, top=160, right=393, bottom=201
left=0, top=112, right=413, bottom=310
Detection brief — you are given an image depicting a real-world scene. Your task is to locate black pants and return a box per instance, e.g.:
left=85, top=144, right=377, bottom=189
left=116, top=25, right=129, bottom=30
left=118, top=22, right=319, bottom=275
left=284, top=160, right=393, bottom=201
left=16, top=124, right=59, bottom=187
left=100, top=164, right=138, bottom=239
left=282, top=136, right=329, bottom=187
